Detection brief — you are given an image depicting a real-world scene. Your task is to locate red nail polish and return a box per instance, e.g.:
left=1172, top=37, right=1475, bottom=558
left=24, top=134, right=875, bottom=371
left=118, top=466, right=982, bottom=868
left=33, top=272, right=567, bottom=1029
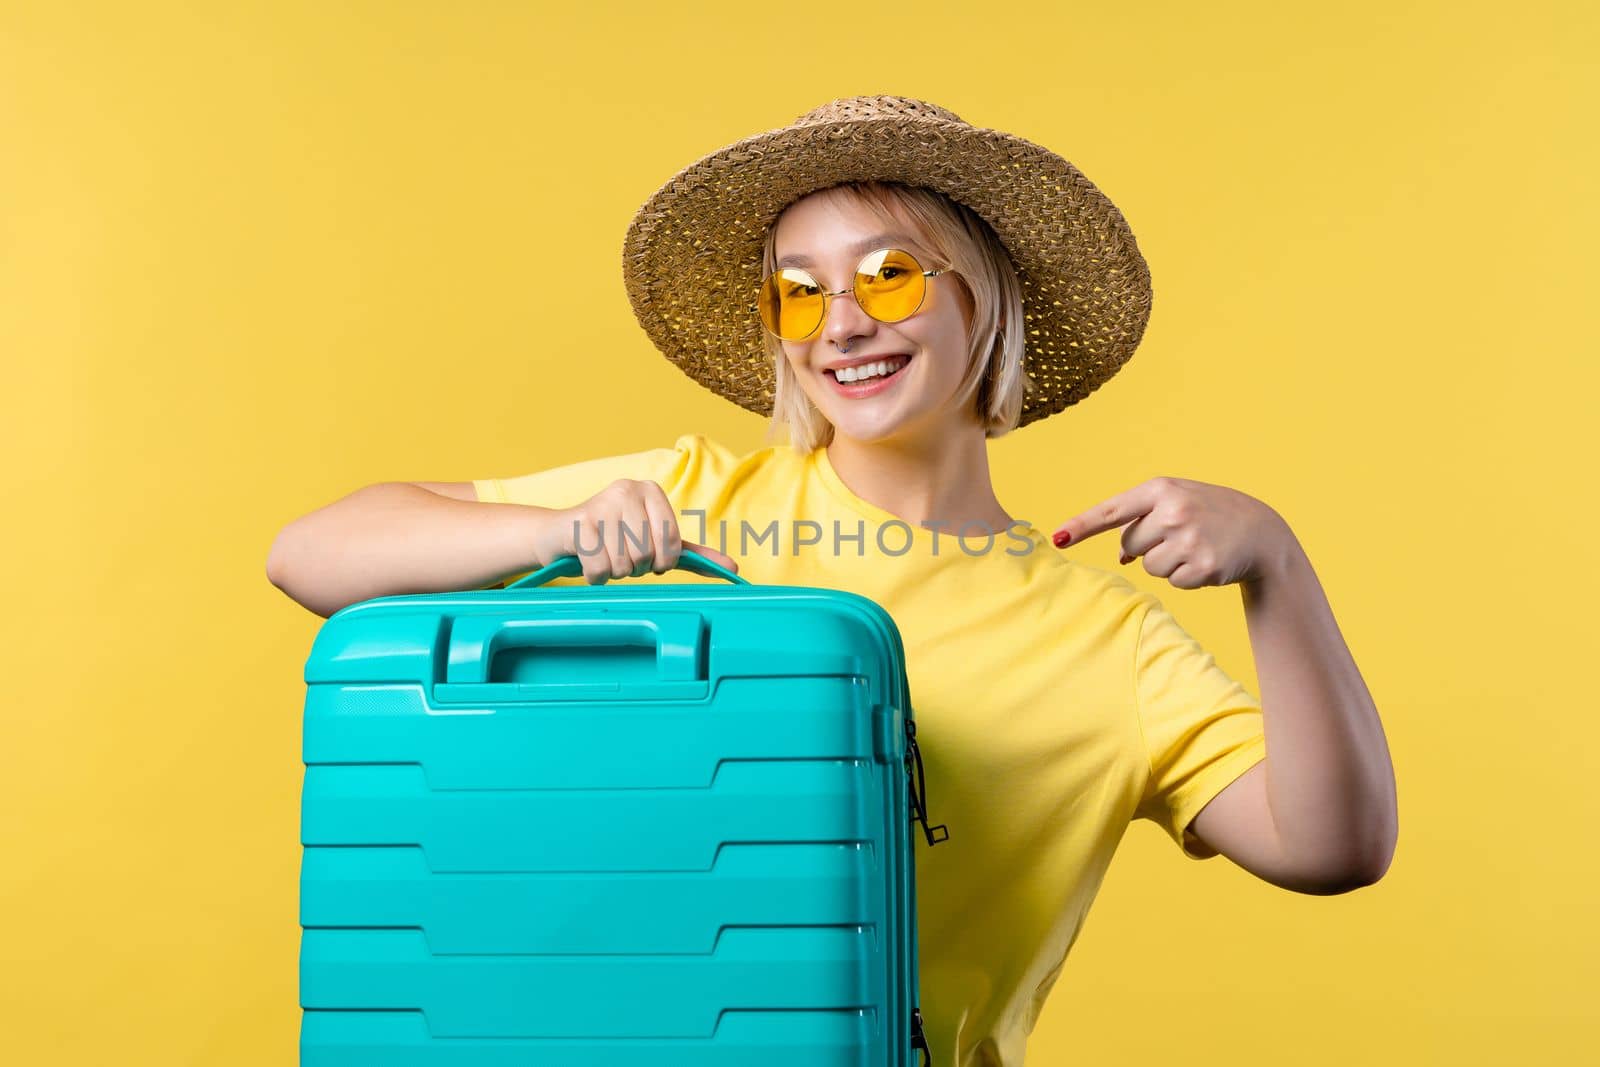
left=1053, top=531, right=1070, bottom=547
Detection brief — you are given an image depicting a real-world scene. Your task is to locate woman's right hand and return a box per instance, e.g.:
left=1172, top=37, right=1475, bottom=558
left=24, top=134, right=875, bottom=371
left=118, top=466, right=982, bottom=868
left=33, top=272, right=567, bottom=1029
left=534, top=478, right=740, bottom=585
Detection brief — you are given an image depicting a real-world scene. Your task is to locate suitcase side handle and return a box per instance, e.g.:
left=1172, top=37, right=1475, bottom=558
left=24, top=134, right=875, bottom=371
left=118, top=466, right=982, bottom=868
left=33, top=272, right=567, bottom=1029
left=503, top=548, right=749, bottom=590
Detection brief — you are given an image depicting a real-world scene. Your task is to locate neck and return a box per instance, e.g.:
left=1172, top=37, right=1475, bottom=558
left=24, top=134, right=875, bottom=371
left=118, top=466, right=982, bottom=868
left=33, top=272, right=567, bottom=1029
left=824, top=420, right=1015, bottom=535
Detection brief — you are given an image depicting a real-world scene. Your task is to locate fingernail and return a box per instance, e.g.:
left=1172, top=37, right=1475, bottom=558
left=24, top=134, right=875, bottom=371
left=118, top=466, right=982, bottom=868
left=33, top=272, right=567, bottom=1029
left=1119, top=553, right=1132, bottom=565
left=1052, top=531, right=1070, bottom=547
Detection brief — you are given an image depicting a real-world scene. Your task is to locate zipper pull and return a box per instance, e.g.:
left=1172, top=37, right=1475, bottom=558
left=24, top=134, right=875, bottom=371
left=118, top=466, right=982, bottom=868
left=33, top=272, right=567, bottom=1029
left=911, top=1007, right=932, bottom=1066
left=904, top=719, right=949, bottom=846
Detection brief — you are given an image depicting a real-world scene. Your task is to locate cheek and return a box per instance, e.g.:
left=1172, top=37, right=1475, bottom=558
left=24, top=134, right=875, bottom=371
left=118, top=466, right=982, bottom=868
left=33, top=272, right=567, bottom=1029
left=782, top=343, right=823, bottom=385
left=912, top=309, right=967, bottom=361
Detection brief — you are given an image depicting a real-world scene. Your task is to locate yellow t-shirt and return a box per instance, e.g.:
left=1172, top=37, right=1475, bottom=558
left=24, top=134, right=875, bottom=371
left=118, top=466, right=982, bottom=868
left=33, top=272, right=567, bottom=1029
left=473, top=432, right=1268, bottom=1067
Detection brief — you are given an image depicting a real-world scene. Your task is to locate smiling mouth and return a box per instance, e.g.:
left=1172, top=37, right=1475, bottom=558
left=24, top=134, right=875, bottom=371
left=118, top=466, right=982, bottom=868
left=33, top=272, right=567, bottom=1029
left=826, top=354, right=913, bottom=384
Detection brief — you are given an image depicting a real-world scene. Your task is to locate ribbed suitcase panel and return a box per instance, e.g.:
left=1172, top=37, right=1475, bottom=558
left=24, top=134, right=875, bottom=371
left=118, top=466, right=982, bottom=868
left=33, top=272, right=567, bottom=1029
left=302, top=842, right=877, bottom=954
left=302, top=926, right=879, bottom=1032
left=304, top=676, right=880, bottom=790
left=302, top=1008, right=877, bottom=1066
left=301, top=759, right=880, bottom=869
left=301, top=587, right=924, bottom=1066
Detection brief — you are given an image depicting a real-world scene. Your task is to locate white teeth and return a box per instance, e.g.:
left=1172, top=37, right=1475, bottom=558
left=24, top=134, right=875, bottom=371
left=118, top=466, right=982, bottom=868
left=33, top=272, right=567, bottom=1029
left=834, top=356, right=909, bottom=383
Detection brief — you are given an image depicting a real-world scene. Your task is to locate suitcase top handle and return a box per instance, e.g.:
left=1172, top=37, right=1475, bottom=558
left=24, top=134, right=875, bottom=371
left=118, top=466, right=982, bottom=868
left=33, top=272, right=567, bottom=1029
left=503, top=548, right=750, bottom=590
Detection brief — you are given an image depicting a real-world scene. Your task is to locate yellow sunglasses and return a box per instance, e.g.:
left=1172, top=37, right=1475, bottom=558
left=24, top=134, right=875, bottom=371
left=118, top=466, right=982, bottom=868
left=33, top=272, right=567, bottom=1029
left=758, top=247, right=954, bottom=342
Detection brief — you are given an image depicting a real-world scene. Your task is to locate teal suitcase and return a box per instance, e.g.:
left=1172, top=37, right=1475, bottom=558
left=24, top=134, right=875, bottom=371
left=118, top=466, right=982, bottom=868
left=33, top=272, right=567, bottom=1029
left=298, top=549, right=948, bottom=1065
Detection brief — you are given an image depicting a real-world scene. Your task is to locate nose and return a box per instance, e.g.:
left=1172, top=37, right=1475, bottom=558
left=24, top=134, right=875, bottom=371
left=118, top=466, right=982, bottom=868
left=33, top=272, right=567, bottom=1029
left=819, top=282, right=878, bottom=350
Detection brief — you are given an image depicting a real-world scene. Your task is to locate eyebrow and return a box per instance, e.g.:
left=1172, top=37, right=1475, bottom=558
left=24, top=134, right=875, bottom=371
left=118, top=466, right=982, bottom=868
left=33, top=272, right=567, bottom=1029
left=774, top=233, right=923, bottom=271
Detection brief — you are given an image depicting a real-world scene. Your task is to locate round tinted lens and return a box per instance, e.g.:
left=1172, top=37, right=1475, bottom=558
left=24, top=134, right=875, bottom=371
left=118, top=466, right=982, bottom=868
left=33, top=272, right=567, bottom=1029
left=855, top=249, right=926, bottom=323
left=759, top=267, right=825, bottom=340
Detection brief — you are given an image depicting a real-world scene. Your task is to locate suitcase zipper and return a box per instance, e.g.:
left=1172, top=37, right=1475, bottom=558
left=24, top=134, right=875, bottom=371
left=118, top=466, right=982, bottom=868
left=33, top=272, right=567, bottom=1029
left=905, top=718, right=942, bottom=1065
left=904, top=718, right=949, bottom=846
left=911, top=1006, right=932, bottom=1066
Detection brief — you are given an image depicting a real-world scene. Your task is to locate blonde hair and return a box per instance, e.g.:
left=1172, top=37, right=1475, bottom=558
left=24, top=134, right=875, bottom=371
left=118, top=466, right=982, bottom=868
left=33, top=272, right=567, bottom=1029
left=759, top=181, right=1031, bottom=454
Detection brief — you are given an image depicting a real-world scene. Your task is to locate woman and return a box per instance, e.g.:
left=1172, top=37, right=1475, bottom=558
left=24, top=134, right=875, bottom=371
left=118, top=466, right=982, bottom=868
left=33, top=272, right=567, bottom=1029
left=268, top=95, right=1398, bottom=1066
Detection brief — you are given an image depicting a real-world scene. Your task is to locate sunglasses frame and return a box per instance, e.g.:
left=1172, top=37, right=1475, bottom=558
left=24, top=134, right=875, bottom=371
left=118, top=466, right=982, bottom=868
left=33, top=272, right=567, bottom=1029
left=758, top=247, right=955, bottom=342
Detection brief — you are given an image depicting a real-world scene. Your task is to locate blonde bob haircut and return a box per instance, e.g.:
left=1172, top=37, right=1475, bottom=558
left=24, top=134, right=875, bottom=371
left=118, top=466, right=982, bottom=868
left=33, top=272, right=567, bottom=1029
left=759, top=180, right=1031, bottom=454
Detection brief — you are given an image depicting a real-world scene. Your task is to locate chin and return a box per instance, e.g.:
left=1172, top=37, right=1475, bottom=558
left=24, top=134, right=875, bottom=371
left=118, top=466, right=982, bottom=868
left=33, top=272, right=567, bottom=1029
left=826, top=412, right=916, bottom=444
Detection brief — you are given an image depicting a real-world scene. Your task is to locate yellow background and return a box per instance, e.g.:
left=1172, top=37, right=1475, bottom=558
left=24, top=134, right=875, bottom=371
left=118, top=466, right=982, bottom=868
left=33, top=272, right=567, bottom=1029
left=3, top=1, right=1594, bottom=1062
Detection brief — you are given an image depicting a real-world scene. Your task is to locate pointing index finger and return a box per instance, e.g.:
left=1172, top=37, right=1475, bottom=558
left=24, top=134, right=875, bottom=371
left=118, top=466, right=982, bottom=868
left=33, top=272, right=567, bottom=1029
left=1052, top=482, right=1158, bottom=547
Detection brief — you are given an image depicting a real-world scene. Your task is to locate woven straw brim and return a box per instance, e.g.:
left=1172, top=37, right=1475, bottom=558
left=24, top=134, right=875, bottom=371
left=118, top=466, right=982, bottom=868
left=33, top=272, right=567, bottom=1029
left=621, top=107, right=1152, bottom=429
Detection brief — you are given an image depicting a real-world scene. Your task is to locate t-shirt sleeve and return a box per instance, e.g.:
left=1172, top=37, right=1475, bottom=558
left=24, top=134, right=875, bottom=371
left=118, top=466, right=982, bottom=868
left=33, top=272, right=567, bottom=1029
left=1131, top=592, right=1268, bottom=861
left=472, top=433, right=701, bottom=509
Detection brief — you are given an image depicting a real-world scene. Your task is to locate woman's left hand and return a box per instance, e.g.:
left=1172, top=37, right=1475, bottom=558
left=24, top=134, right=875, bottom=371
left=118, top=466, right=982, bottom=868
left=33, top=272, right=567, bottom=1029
left=1050, top=476, right=1296, bottom=589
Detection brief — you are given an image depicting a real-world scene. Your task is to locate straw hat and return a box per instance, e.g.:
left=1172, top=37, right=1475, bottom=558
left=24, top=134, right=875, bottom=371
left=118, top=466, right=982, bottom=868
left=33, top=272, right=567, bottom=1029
left=620, top=95, right=1152, bottom=429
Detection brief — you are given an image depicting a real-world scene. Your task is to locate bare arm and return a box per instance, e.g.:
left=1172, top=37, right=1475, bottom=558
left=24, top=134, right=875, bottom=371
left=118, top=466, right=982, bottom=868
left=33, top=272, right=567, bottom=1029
left=1050, top=475, right=1395, bottom=893
left=1188, top=538, right=1398, bottom=893
left=265, top=482, right=557, bottom=619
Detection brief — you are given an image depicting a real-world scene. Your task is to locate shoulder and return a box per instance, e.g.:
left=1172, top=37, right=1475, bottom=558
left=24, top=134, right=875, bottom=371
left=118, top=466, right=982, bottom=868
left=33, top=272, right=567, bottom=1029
left=666, top=432, right=743, bottom=466
left=1027, top=553, right=1162, bottom=636
left=665, top=432, right=804, bottom=483
left=667, top=432, right=794, bottom=462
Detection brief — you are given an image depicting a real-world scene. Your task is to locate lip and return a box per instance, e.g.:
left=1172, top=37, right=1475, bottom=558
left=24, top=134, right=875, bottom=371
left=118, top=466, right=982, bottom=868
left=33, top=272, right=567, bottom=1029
left=823, top=352, right=914, bottom=373
left=826, top=354, right=913, bottom=397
